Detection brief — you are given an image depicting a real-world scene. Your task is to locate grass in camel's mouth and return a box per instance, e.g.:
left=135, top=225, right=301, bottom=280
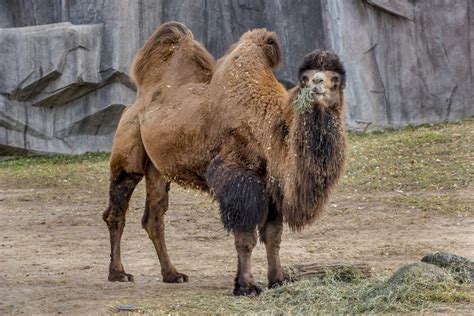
left=293, top=86, right=314, bottom=113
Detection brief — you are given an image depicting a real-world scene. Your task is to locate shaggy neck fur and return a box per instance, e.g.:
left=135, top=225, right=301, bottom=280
left=279, top=87, right=346, bottom=230
left=254, top=86, right=346, bottom=231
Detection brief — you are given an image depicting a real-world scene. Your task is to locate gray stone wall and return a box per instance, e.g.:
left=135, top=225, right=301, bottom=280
left=1, top=0, right=472, bottom=154
left=325, top=0, right=474, bottom=130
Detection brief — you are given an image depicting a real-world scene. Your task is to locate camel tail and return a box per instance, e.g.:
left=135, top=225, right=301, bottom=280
left=130, top=22, right=192, bottom=87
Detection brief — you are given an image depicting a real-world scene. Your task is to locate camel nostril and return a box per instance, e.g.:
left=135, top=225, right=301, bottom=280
left=312, top=87, right=324, bottom=95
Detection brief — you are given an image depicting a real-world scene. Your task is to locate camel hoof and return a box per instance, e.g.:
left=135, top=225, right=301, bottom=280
left=108, top=271, right=134, bottom=282
left=268, top=273, right=292, bottom=289
left=233, top=284, right=263, bottom=296
left=163, top=272, right=189, bottom=283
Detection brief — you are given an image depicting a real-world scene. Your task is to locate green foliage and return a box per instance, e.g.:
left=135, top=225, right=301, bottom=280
left=0, top=152, right=110, bottom=190
left=342, top=120, right=473, bottom=193
left=0, top=152, right=109, bottom=168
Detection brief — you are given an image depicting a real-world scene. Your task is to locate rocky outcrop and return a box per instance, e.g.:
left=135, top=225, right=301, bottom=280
left=325, top=0, right=474, bottom=131
left=1, top=0, right=473, bottom=154
left=422, top=251, right=474, bottom=282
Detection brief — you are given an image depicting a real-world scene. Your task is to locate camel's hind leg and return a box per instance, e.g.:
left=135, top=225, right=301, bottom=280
left=142, top=163, right=188, bottom=283
left=103, top=170, right=142, bottom=281
left=103, top=103, right=145, bottom=282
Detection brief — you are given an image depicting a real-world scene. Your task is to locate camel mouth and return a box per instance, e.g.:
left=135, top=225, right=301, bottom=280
left=308, top=91, right=325, bottom=103
left=310, top=91, right=325, bottom=97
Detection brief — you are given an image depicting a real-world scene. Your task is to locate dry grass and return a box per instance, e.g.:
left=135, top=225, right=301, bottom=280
left=125, top=269, right=470, bottom=314
left=380, top=194, right=473, bottom=215
left=1, top=120, right=472, bottom=198
left=292, top=87, right=313, bottom=113
left=342, top=120, right=473, bottom=193
left=0, top=152, right=109, bottom=190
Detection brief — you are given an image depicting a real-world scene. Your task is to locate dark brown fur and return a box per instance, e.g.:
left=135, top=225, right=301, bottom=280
left=298, top=50, right=346, bottom=88
left=104, top=22, right=346, bottom=295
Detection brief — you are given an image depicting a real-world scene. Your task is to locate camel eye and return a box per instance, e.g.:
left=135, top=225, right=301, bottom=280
left=301, top=75, right=309, bottom=85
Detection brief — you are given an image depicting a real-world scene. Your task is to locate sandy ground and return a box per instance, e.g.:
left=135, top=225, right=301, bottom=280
left=0, top=182, right=473, bottom=315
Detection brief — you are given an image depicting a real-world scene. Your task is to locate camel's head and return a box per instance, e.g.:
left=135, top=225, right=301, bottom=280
left=294, top=50, right=346, bottom=111
left=300, top=70, right=342, bottom=107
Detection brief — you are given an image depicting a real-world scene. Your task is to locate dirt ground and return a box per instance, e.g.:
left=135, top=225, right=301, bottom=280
left=0, top=181, right=472, bottom=315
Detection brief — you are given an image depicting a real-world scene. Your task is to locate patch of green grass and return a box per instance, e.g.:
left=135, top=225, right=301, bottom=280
left=380, top=194, right=474, bottom=215
left=1, top=120, right=472, bottom=209
left=0, top=152, right=109, bottom=168
left=0, top=152, right=110, bottom=190
left=128, top=269, right=471, bottom=314
left=341, top=120, right=473, bottom=193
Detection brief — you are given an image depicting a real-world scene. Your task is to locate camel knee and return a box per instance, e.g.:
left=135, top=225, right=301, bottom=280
left=142, top=218, right=163, bottom=238
left=103, top=206, right=127, bottom=228
left=103, top=201, right=128, bottom=227
left=102, top=206, right=111, bottom=222
left=259, top=205, right=283, bottom=243
left=235, top=239, right=257, bottom=253
left=142, top=201, right=167, bottom=238
left=259, top=220, right=283, bottom=245
left=234, top=231, right=257, bottom=253
left=104, top=170, right=142, bottom=223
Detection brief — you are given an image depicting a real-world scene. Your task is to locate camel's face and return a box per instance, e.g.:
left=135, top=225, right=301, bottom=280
left=300, top=70, right=342, bottom=107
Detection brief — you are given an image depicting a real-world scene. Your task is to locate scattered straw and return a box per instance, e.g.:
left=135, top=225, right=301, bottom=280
left=136, top=268, right=471, bottom=314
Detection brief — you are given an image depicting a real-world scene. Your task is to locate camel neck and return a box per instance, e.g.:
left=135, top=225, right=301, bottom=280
left=260, top=90, right=346, bottom=230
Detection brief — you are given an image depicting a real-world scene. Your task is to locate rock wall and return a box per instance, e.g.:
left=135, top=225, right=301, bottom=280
left=1, top=0, right=472, bottom=154
left=324, top=0, right=474, bottom=130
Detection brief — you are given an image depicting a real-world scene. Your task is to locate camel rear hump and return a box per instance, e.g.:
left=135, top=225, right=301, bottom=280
left=130, top=22, right=193, bottom=87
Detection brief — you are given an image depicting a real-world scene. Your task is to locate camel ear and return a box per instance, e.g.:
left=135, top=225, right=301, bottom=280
left=263, top=33, right=282, bottom=69
left=300, top=74, right=309, bottom=88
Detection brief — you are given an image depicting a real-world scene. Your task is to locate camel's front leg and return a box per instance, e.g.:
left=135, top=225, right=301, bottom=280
left=233, top=230, right=262, bottom=296
left=259, top=209, right=290, bottom=288
left=206, top=156, right=268, bottom=295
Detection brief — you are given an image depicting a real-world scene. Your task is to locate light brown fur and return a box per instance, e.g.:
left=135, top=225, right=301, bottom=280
left=103, top=22, right=346, bottom=295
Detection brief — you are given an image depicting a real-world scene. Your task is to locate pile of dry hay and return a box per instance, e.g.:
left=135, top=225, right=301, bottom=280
left=145, top=260, right=471, bottom=314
